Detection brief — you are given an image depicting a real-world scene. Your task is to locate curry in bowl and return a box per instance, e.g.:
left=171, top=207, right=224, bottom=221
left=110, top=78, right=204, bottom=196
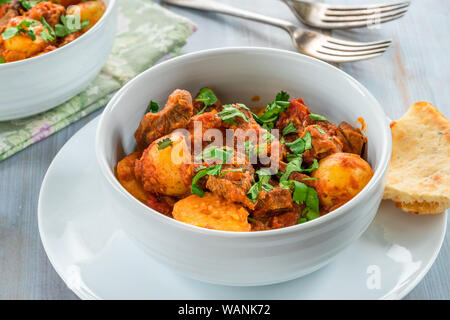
left=116, top=88, right=373, bottom=232
left=0, top=0, right=106, bottom=63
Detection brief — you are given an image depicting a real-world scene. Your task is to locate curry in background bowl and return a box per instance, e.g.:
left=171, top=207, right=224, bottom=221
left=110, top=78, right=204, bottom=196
left=0, top=0, right=106, bottom=63
left=116, top=87, right=374, bottom=232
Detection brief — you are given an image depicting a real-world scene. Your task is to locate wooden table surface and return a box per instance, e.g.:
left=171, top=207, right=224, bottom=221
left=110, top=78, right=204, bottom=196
left=0, top=0, right=448, bottom=299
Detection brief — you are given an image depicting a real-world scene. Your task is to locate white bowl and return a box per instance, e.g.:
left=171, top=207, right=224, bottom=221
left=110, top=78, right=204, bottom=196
left=96, top=47, right=392, bottom=286
left=0, top=0, right=117, bottom=121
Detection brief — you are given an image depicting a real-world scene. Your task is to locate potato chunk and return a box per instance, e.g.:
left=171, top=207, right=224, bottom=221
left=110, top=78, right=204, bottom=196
left=172, top=193, right=251, bottom=232
left=135, top=132, right=192, bottom=197
left=116, top=152, right=148, bottom=203
left=66, top=0, right=106, bottom=32
left=2, top=17, right=46, bottom=61
left=312, top=152, right=373, bottom=211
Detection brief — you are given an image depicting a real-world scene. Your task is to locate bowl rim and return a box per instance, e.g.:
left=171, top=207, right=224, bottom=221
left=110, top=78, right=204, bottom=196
left=96, top=46, right=392, bottom=239
left=0, top=0, right=116, bottom=69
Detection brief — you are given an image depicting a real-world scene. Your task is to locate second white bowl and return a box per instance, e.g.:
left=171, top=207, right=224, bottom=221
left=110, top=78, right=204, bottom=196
left=0, top=0, right=117, bottom=121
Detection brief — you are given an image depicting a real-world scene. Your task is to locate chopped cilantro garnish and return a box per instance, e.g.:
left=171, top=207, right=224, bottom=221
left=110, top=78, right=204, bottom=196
left=147, top=101, right=160, bottom=113
left=303, top=131, right=312, bottom=150
left=191, top=164, right=222, bottom=197
left=244, top=140, right=257, bottom=159
left=262, top=131, right=274, bottom=143
left=220, top=167, right=245, bottom=177
left=309, top=113, right=328, bottom=121
left=55, top=15, right=90, bottom=37
left=252, top=91, right=291, bottom=129
left=280, top=156, right=302, bottom=182
left=195, top=87, right=218, bottom=114
left=276, top=91, right=290, bottom=102
left=2, top=19, right=39, bottom=41
left=195, top=145, right=233, bottom=163
left=280, top=156, right=318, bottom=182
left=247, top=168, right=274, bottom=203
left=282, top=122, right=297, bottom=136
left=302, top=177, right=318, bottom=181
left=281, top=131, right=312, bottom=155
left=281, top=137, right=305, bottom=155
left=297, top=217, right=308, bottom=224
left=280, top=180, right=320, bottom=223
left=40, top=17, right=55, bottom=43
left=0, top=0, right=11, bottom=5
left=217, top=104, right=248, bottom=125
left=315, top=126, right=325, bottom=134
left=19, top=0, right=44, bottom=10
left=301, top=159, right=319, bottom=173
left=157, top=137, right=172, bottom=150
left=0, top=57, right=6, bottom=64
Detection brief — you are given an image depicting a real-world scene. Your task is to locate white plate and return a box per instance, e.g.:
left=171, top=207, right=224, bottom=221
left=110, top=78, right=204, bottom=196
left=38, top=117, right=447, bottom=300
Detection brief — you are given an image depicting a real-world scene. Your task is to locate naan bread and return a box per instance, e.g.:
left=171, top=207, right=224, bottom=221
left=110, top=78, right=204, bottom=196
left=383, top=101, right=450, bottom=214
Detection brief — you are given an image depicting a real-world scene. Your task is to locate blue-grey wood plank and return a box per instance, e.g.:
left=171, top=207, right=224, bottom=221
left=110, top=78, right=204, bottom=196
left=0, top=0, right=448, bottom=299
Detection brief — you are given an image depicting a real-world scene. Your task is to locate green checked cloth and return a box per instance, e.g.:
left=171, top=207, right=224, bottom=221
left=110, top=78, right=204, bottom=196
left=0, top=0, right=195, bottom=161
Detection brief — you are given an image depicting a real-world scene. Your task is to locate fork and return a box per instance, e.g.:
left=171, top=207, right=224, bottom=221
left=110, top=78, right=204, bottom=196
left=163, top=0, right=391, bottom=63
left=283, top=0, right=410, bottom=29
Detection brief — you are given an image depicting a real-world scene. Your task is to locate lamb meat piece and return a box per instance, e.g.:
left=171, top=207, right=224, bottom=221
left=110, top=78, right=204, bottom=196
left=252, top=187, right=293, bottom=221
left=25, top=1, right=65, bottom=27
left=269, top=211, right=300, bottom=229
left=205, top=163, right=255, bottom=210
left=145, top=193, right=175, bottom=217
left=135, top=89, right=193, bottom=151
left=187, top=111, right=224, bottom=150
left=338, top=121, right=366, bottom=156
left=275, top=98, right=312, bottom=136
left=192, top=87, right=223, bottom=114
left=302, top=125, right=343, bottom=165
left=0, top=0, right=20, bottom=33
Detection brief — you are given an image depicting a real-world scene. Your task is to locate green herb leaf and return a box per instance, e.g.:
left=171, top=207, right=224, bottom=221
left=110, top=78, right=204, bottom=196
left=281, top=137, right=305, bottom=155
left=147, top=101, right=159, bottom=113
left=252, top=91, right=291, bottom=129
left=279, top=180, right=320, bottom=222
left=191, top=164, right=222, bottom=197
left=1, top=27, right=18, bottom=40
left=302, top=177, right=318, bottom=181
left=220, top=167, right=245, bottom=177
left=315, top=125, right=325, bottom=134
left=55, top=14, right=90, bottom=37
left=301, top=159, right=319, bottom=173
left=309, top=112, right=327, bottom=121
left=292, top=181, right=309, bottom=204
left=19, top=0, right=44, bottom=10
left=247, top=182, right=261, bottom=203
left=157, top=137, right=173, bottom=150
left=195, top=145, right=234, bottom=163
left=297, top=217, right=307, bottom=224
left=217, top=104, right=248, bottom=125
left=262, top=131, right=274, bottom=143
left=0, top=0, right=11, bottom=5
left=195, top=87, right=217, bottom=114
left=303, top=130, right=312, bottom=150
left=40, top=17, right=55, bottom=43
left=276, top=91, right=290, bottom=102
left=247, top=168, right=273, bottom=202
left=279, top=156, right=303, bottom=182
left=282, top=122, right=297, bottom=136
left=244, top=140, right=257, bottom=159
left=1, top=19, right=39, bottom=41
left=0, top=57, right=6, bottom=63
